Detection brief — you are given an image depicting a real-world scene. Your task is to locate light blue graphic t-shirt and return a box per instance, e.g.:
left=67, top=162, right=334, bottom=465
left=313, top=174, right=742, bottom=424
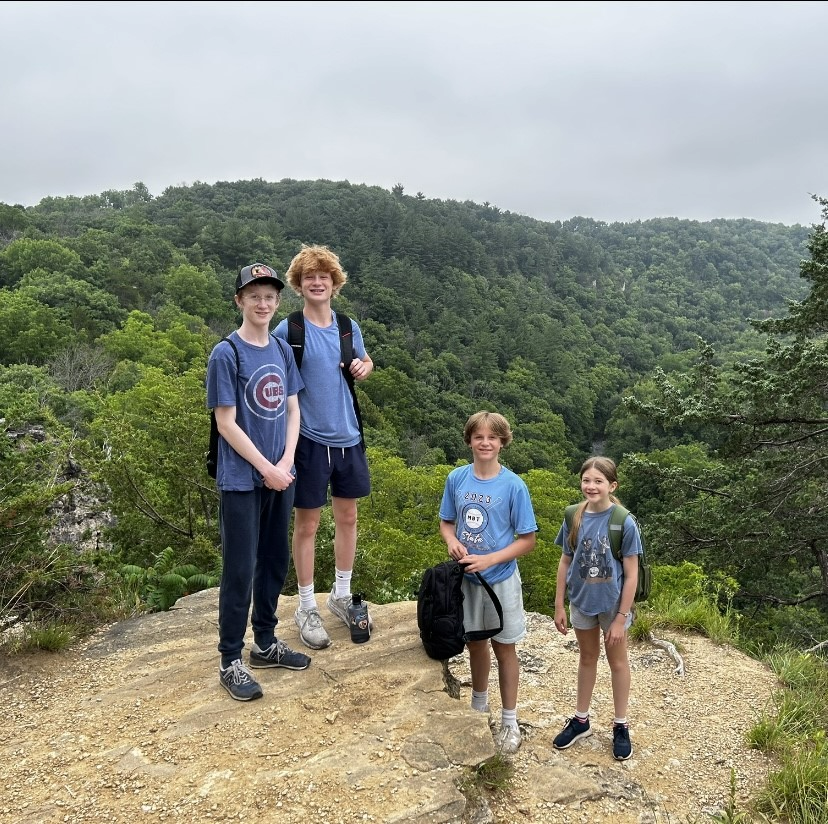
left=439, top=464, right=538, bottom=585
left=554, top=504, right=643, bottom=616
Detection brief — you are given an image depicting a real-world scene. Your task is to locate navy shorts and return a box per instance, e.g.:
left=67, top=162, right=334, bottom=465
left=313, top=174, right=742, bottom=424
left=293, top=434, right=371, bottom=508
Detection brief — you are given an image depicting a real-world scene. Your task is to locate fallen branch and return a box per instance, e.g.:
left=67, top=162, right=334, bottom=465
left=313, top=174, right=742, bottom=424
left=647, top=631, right=685, bottom=676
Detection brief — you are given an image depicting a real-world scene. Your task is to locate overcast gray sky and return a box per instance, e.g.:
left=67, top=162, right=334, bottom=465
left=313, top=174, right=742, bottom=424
left=2, top=1, right=827, bottom=226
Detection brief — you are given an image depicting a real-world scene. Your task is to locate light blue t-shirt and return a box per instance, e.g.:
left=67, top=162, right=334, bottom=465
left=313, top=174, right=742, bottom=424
left=554, top=504, right=643, bottom=616
left=273, top=313, right=367, bottom=448
left=206, top=331, right=304, bottom=492
left=439, top=464, right=539, bottom=585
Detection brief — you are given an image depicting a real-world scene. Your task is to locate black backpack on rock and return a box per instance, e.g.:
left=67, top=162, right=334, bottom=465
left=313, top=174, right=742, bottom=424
left=416, top=560, right=504, bottom=660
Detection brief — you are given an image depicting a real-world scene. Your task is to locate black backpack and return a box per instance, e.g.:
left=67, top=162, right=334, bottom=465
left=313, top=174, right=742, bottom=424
left=205, top=336, right=239, bottom=479
left=286, top=310, right=365, bottom=449
left=416, top=560, right=504, bottom=660
left=564, top=503, right=653, bottom=602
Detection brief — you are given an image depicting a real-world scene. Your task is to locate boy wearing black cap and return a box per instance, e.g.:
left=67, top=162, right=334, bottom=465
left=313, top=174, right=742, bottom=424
left=206, top=263, right=310, bottom=701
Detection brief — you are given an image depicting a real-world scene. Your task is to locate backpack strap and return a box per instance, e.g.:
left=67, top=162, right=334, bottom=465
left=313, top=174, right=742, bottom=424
left=335, top=312, right=366, bottom=451
left=286, top=310, right=305, bottom=368
left=286, top=310, right=365, bottom=450
left=463, top=570, right=504, bottom=642
left=221, top=335, right=240, bottom=373
left=608, top=504, right=629, bottom=561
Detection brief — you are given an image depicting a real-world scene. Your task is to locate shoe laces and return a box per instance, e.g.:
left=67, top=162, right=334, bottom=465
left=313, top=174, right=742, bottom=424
left=302, top=609, right=324, bottom=629
left=613, top=723, right=630, bottom=741
left=274, top=639, right=290, bottom=660
left=227, top=660, right=255, bottom=685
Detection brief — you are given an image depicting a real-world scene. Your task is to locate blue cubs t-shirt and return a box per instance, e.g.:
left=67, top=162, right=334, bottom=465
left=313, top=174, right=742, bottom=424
left=206, top=331, right=304, bottom=491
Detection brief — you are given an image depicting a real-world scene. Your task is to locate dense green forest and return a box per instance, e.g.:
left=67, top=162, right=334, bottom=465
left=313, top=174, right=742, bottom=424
left=0, top=179, right=825, bottom=661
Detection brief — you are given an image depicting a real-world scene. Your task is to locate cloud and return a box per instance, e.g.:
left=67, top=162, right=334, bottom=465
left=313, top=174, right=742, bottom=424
left=1, top=0, right=826, bottom=226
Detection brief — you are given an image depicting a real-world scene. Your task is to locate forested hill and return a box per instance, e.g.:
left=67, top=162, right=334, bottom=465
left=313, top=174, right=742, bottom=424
left=0, top=178, right=810, bottom=466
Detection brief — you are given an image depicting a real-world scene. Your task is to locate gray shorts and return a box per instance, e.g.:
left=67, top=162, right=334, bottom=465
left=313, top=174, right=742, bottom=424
left=461, top=568, right=526, bottom=645
left=569, top=602, right=633, bottom=633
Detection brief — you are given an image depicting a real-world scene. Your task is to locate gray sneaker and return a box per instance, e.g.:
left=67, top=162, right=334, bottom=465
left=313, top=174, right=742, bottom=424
left=326, top=586, right=374, bottom=631
left=294, top=607, right=331, bottom=649
left=249, top=640, right=311, bottom=670
left=494, top=725, right=522, bottom=754
left=219, top=659, right=263, bottom=701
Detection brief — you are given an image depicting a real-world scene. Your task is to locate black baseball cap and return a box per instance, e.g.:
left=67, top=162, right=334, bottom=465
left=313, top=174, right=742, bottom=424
left=235, top=263, right=285, bottom=293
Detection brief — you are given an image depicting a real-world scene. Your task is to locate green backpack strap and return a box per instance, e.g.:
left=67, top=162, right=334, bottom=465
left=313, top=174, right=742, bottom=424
left=608, top=504, right=629, bottom=561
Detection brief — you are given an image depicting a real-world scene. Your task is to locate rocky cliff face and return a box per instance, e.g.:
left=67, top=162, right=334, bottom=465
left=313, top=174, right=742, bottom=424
left=1, top=590, right=777, bottom=824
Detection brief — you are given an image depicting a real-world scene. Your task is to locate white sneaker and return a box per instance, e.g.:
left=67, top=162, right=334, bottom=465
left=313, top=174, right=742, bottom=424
left=294, top=607, right=331, bottom=649
left=494, top=725, right=522, bottom=754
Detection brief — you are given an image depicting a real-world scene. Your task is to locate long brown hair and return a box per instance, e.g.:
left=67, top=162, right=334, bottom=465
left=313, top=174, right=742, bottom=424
left=568, top=457, right=622, bottom=550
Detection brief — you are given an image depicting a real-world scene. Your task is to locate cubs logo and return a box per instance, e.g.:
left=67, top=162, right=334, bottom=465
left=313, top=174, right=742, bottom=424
left=244, top=365, right=286, bottom=419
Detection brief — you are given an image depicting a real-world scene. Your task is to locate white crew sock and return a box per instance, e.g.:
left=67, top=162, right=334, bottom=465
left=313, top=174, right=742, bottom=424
left=501, top=707, right=518, bottom=729
left=298, top=583, right=316, bottom=612
left=335, top=568, right=352, bottom=599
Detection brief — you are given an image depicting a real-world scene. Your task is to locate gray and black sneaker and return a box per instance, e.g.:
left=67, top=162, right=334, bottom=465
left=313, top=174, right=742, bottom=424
left=219, top=659, right=263, bottom=701
left=249, top=639, right=311, bottom=670
left=326, top=585, right=374, bottom=631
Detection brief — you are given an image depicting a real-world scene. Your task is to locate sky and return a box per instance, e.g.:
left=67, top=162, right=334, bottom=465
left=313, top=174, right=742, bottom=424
left=2, top=0, right=827, bottom=227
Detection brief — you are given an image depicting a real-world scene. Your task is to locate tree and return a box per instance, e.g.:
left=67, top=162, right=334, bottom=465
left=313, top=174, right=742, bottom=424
left=16, top=268, right=126, bottom=339
left=0, top=290, right=76, bottom=365
left=622, top=196, right=828, bottom=648
left=85, top=365, right=218, bottom=570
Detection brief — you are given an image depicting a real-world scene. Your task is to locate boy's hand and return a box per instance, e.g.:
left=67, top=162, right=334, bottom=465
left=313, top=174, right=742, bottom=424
left=458, top=553, right=491, bottom=574
left=347, top=357, right=372, bottom=381
left=262, top=463, right=295, bottom=491
left=447, top=540, right=467, bottom=560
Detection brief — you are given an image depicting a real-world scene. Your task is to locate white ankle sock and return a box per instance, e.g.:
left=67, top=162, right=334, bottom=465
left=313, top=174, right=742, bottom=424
left=471, top=690, right=489, bottom=712
left=575, top=710, right=590, bottom=722
left=298, top=583, right=316, bottom=612
left=335, top=568, right=352, bottom=599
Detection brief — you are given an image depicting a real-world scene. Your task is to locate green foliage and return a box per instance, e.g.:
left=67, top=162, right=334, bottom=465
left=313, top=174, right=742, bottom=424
left=0, top=290, right=76, bottom=365
left=85, top=364, right=220, bottom=568
left=0, top=237, right=85, bottom=288
left=97, top=310, right=211, bottom=372
left=16, top=268, right=126, bottom=339
left=626, top=561, right=741, bottom=645
left=117, top=548, right=220, bottom=613
left=459, top=752, right=515, bottom=796
left=161, top=263, right=227, bottom=322
left=10, top=621, right=78, bottom=653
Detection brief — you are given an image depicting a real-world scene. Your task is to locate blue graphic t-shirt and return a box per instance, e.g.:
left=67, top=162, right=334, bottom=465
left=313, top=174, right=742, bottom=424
left=554, top=504, right=643, bottom=616
left=273, top=314, right=367, bottom=448
left=439, top=464, right=538, bottom=585
left=206, top=331, right=304, bottom=491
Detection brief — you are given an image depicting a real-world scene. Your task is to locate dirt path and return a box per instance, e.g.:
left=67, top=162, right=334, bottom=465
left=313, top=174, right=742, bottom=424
left=1, top=594, right=779, bottom=823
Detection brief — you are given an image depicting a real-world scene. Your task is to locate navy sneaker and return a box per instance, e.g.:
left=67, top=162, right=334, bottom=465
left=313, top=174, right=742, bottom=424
left=219, top=659, right=263, bottom=701
left=613, top=723, right=633, bottom=760
left=553, top=715, right=592, bottom=749
left=249, top=639, right=311, bottom=670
